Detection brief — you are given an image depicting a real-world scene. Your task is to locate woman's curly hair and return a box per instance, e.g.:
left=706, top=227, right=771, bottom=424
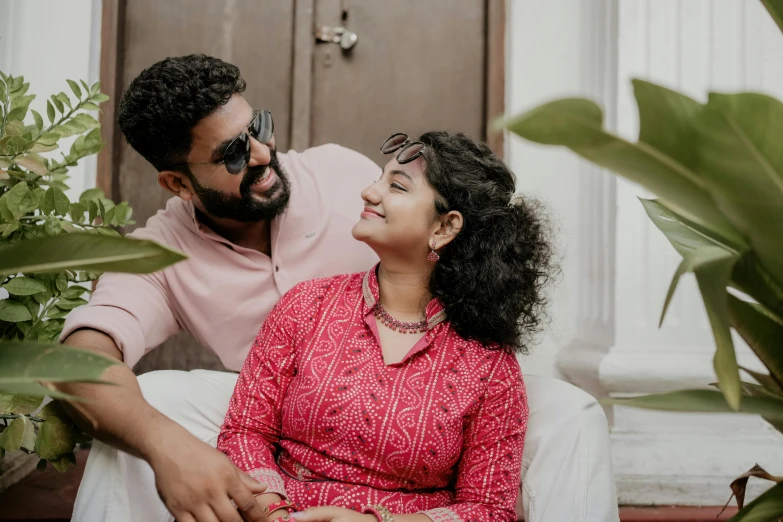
left=420, top=131, right=557, bottom=354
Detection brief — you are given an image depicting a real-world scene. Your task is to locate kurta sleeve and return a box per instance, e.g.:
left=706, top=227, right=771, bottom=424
left=420, top=356, right=528, bottom=522
left=217, top=285, right=302, bottom=497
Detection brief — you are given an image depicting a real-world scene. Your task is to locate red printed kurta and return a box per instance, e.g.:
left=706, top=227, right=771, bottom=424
left=218, top=266, right=527, bottom=522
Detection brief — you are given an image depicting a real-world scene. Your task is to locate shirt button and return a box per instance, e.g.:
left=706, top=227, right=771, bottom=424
left=275, top=265, right=279, bottom=272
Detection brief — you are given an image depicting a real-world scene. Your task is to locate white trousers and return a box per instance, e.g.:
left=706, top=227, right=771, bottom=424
left=72, top=371, right=619, bottom=522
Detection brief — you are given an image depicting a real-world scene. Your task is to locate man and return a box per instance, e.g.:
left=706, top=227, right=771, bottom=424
left=62, top=54, right=619, bottom=522
left=60, top=54, right=378, bottom=522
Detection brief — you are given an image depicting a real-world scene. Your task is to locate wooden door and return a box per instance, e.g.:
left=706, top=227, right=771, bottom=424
left=98, top=0, right=504, bottom=373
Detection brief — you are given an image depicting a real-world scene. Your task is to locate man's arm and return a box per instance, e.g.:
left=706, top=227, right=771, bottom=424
left=59, top=328, right=269, bottom=522
left=58, top=328, right=166, bottom=458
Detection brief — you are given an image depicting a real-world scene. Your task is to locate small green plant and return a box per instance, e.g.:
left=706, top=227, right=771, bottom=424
left=0, top=71, right=186, bottom=472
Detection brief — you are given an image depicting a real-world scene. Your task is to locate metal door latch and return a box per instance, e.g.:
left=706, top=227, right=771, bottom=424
left=314, top=25, right=358, bottom=51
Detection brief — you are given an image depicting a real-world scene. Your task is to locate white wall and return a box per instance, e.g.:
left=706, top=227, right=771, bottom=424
left=0, top=0, right=101, bottom=203
left=507, top=0, right=617, bottom=379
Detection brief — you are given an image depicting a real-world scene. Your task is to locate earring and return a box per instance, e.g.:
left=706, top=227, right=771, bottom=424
left=427, top=241, right=440, bottom=262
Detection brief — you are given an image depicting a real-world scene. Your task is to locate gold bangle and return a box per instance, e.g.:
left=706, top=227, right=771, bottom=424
left=365, top=504, right=394, bottom=522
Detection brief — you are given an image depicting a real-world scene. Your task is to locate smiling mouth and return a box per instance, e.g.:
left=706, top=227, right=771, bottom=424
left=363, top=208, right=385, bottom=217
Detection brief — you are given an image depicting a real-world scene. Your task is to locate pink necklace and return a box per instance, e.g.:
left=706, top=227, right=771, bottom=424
left=373, top=303, right=427, bottom=333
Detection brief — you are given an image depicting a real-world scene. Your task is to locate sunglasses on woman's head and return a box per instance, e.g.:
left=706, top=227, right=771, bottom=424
left=166, top=109, right=274, bottom=175
left=380, top=133, right=427, bottom=164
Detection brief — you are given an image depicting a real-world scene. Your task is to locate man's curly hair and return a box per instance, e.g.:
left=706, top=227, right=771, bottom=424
left=420, top=131, right=557, bottom=354
left=118, top=54, right=247, bottom=171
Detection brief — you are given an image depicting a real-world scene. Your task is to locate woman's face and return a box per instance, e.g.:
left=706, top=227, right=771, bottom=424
left=351, top=156, right=441, bottom=260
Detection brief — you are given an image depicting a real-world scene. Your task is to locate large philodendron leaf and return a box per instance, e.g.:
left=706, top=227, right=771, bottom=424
left=504, top=82, right=745, bottom=248
left=605, top=389, right=783, bottom=418
left=654, top=242, right=741, bottom=409
left=761, top=0, right=783, bottom=35
left=728, top=295, right=783, bottom=389
left=0, top=341, right=119, bottom=396
left=694, top=92, right=783, bottom=284
left=729, top=480, right=783, bottom=522
left=0, top=233, right=187, bottom=274
left=640, top=198, right=741, bottom=259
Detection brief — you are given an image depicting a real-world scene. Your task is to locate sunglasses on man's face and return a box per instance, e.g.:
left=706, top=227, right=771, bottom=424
left=167, top=109, right=274, bottom=175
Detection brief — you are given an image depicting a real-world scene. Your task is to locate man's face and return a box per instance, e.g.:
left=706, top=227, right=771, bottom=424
left=183, top=94, right=290, bottom=222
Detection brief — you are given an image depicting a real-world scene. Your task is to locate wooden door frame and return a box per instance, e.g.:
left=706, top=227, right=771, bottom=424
left=96, top=0, right=506, bottom=199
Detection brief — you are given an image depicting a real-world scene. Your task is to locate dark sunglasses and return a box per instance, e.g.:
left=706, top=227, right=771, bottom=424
left=166, top=109, right=274, bottom=175
left=380, top=133, right=427, bottom=164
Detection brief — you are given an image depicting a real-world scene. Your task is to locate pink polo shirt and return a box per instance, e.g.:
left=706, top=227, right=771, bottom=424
left=61, top=144, right=380, bottom=371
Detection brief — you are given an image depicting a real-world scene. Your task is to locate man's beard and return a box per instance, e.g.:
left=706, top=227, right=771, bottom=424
left=189, top=149, right=291, bottom=222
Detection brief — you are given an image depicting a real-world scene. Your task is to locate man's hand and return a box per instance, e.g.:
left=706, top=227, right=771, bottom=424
left=147, top=427, right=268, bottom=522
left=291, top=507, right=375, bottom=522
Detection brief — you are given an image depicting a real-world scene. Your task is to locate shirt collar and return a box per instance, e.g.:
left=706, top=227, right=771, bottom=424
left=362, top=264, right=447, bottom=330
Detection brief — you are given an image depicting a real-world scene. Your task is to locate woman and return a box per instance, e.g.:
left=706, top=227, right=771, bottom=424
left=218, top=131, right=555, bottom=522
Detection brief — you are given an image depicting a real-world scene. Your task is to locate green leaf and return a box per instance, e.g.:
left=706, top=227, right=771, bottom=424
left=50, top=188, right=70, bottom=216
left=0, top=381, right=83, bottom=401
left=0, top=341, right=118, bottom=388
left=37, top=320, right=63, bottom=342
left=0, top=416, right=29, bottom=452
left=0, top=392, right=43, bottom=414
left=606, top=389, right=783, bottom=418
left=729, top=480, right=783, bottom=522
left=15, top=155, right=47, bottom=176
left=37, top=401, right=67, bottom=421
left=2, top=277, right=47, bottom=296
left=640, top=198, right=741, bottom=259
left=59, top=220, right=76, bottom=233
left=78, top=187, right=104, bottom=205
left=5, top=182, right=29, bottom=218
left=0, top=198, right=13, bottom=222
left=55, top=272, right=68, bottom=293
left=0, top=233, right=187, bottom=274
left=69, top=202, right=87, bottom=225
left=55, top=92, right=71, bottom=110
left=61, top=285, right=88, bottom=299
left=44, top=214, right=62, bottom=236
left=49, top=451, right=76, bottom=472
left=694, top=93, right=783, bottom=284
left=50, top=95, right=64, bottom=114
left=0, top=300, right=33, bottom=322
left=49, top=113, right=99, bottom=138
left=112, top=202, right=133, bottom=226
left=88, top=200, right=98, bottom=224
left=503, top=90, right=745, bottom=247
left=729, top=295, right=783, bottom=389
left=55, top=298, right=87, bottom=310
left=31, top=110, right=43, bottom=132
left=66, top=79, right=82, bottom=99
left=90, top=82, right=101, bottom=96
left=80, top=102, right=100, bottom=111
left=34, top=417, right=75, bottom=460
left=45, top=307, right=69, bottom=320
left=695, top=256, right=742, bottom=411
left=1, top=221, right=20, bottom=238
left=91, top=93, right=109, bottom=104
left=761, top=0, right=783, bottom=34
left=20, top=416, right=36, bottom=452
left=46, top=100, right=55, bottom=123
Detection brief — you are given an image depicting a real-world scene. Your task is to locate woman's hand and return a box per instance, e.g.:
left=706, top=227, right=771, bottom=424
left=292, top=506, right=376, bottom=522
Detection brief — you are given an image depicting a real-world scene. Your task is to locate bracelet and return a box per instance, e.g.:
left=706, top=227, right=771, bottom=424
left=264, top=499, right=301, bottom=517
left=363, top=504, right=394, bottom=522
